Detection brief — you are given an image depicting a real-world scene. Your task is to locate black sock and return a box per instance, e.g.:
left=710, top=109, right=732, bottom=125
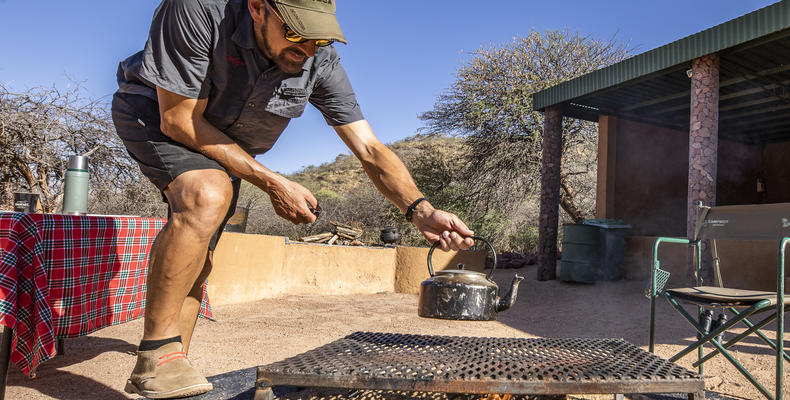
left=139, top=336, right=182, bottom=351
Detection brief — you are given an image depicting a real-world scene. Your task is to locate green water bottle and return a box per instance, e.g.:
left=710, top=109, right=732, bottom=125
left=62, top=155, right=89, bottom=215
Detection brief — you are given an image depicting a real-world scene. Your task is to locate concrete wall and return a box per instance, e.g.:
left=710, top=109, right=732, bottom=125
left=281, top=242, right=396, bottom=296
left=764, top=141, right=790, bottom=203
left=622, top=235, right=787, bottom=292
left=394, top=246, right=486, bottom=294
left=598, top=116, right=789, bottom=291
left=601, top=118, right=790, bottom=235
left=716, top=139, right=762, bottom=206
left=208, top=233, right=286, bottom=304
left=208, top=232, right=486, bottom=305
left=609, top=118, right=689, bottom=236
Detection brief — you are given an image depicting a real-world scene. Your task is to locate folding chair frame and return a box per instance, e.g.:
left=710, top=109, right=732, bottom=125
left=647, top=235, right=786, bottom=400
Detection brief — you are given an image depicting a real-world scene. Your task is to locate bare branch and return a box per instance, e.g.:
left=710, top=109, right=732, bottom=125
left=418, top=29, right=632, bottom=249
left=0, top=80, right=164, bottom=216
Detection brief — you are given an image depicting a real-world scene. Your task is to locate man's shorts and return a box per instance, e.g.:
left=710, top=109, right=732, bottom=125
left=111, top=91, right=240, bottom=251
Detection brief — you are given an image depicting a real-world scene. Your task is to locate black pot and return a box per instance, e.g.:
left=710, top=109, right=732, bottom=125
left=380, top=227, right=401, bottom=244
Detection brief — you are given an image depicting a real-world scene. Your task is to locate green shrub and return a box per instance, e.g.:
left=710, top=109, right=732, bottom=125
left=508, top=226, right=540, bottom=254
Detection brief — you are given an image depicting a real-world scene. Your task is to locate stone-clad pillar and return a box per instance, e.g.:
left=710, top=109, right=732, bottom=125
left=538, top=105, right=563, bottom=281
left=687, top=54, right=719, bottom=286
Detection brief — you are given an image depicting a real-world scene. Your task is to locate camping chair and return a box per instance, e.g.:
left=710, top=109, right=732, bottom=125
left=647, top=203, right=789, bottom=400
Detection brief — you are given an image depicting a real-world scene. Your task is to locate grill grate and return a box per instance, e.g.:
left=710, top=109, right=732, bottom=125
left=257, top=332, right=704, bottom=396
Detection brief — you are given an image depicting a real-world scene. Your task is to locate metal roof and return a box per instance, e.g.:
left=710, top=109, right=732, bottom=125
left=531, top=0, right=790, bottom=144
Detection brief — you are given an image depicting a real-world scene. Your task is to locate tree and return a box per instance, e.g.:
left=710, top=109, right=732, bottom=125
left=0, top=82, right=164, bottom=216
left=419, top=30, right=631, bottom=225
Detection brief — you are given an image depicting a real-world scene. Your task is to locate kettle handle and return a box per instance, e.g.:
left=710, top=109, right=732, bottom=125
left=427, top=236, right=497, bottom=279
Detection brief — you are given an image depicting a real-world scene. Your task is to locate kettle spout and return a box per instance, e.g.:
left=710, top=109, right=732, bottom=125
left=496, top=274, right=525, bottom=312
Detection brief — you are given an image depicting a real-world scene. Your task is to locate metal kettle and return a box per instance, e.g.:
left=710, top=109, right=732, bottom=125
left=418, top=236, right=524, bottom=321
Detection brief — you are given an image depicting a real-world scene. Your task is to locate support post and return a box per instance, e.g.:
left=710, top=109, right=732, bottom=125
left=538, top=105, right=564, bottom=281
left=686, top=54, right=719, bottom=286
left=596, top=115, right=617, bottom=219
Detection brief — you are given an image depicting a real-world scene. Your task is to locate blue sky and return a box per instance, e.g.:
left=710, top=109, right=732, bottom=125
left=0, top=0, right=778, bottom=174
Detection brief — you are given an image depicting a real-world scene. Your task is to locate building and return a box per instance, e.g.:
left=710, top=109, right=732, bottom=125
left=532, top=1, right=790, bottom=289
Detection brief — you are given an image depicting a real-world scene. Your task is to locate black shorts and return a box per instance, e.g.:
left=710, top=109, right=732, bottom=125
left=111, top=91, right=240, bottom=251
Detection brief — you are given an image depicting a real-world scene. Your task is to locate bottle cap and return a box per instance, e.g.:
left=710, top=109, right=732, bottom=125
left=67, top=155, right=88, bottom=170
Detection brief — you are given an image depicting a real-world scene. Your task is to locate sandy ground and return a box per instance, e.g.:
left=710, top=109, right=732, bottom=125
left=5, top=265, right=788, bottom=399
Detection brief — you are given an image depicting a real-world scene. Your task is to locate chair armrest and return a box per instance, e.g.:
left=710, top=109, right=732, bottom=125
left=647, top=237, right=694, bottom=353
left=649, top=237, right=693, bottom=297
left=652, top=237, right=693, bottom=270
left=779, top=238, right=789, bottom=302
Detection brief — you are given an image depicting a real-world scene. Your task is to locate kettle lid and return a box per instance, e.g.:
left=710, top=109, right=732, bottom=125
left=435, top=269, right=486, bottom=276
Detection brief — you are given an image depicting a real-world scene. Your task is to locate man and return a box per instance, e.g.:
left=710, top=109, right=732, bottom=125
left=112, top=0, right=474, bottom=398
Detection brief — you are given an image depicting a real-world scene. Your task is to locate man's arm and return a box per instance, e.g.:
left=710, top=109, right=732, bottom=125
left=156, top=86, right=318, bottom=223
left=334, top=120, right=474, bottom=251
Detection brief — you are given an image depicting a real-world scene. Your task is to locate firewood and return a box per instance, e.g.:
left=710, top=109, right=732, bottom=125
left=335, top=226, right=362, bottom=238
left=300, top=232, right=333, bottom=242
left=337, top=232, right=357, bottom=240
left=330, top=220, right=356, bottom=230
left=327, top=234, right=339, bottom=245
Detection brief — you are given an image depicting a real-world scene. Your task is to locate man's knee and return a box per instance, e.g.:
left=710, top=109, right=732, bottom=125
left=165, top=170, right=234, bottom=239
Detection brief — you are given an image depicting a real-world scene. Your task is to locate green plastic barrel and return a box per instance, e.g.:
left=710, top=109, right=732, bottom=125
left=560, top=223, right=601, bottom=283
left=584, top=220, right=631, bottom=281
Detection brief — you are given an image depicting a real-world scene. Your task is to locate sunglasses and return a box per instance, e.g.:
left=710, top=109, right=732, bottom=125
left=265, top=1, right=334, bottom=47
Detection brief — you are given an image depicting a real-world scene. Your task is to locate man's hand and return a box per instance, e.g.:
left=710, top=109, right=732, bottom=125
left=265, top=177, right=319, bottom=224
left=333, top=121, right=476, bottom=250
left=411, top=202, right=475, bottom=251
left=155, top=87, right=318, bottom=226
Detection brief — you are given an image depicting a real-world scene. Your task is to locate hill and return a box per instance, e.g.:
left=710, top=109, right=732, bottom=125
left=287, top=134, right=465, bottom=195
left=238, top=134, right=468, bottom=247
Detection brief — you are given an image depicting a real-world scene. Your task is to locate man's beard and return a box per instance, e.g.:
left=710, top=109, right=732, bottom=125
left=271, top=48, right=308, bottom=74
left=260, top=26, right=308, bottom=74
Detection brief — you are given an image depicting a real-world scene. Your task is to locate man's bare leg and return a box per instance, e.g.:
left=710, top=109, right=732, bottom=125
left=143, top=169, right=232, bottom=341
left=126, top=169, right=231, bottom=398
left=178, top=251, right=214, bottom=354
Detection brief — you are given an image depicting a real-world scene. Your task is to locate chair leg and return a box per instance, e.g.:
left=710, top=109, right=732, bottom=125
left=695, top=310, right=789, bottom=366
left=666, top=295, right=766, bottom=361
left=649, top=292, right=658, bottom=353
left=698, top=307, right=711, bottom=374
left=776, top=294, right=784, bottom=400
left=665, top=295, right=776, bottom=399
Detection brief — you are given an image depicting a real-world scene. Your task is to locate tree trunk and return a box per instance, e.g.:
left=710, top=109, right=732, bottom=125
left=559, top=174, right=585, bottom=223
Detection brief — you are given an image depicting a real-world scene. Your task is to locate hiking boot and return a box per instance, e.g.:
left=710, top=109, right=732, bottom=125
left=124, top=341, right=213, bottom=399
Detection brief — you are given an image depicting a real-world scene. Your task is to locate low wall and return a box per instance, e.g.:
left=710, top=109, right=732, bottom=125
left=622, top=235, right=786, bottom=291
left=209, top=232, right=486, bottom=305
left=282, top=241, right=396, bottom=295
left=394, top=246, right=487, bottom=294
left=207, top=233, right=286, bottom=305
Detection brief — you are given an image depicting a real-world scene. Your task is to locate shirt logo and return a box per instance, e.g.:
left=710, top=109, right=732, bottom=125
left=227, top=55, right=245, bottom=67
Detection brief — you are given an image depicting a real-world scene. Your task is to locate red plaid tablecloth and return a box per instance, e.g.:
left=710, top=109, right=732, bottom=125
left=0, top=212, right=213, bottom=377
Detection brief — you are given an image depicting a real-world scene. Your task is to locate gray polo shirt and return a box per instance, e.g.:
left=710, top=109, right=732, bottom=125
left=116, top=0, right=364, bottom=155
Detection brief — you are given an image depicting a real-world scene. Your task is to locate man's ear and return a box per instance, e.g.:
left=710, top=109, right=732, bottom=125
left=248, top=0, right=266, bottom=23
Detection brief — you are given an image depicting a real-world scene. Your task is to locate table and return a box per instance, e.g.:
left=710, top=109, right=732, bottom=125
left=256, top=332, right=706, bottom=399
left=0, top=212, right=213, bottom=381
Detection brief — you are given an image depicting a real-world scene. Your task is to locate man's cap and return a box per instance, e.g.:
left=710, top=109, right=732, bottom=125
left=272, top=0, right=347, bottom=44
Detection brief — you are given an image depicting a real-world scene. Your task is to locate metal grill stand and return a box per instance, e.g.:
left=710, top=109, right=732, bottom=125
left=255, top=332, right=704, bottom=400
